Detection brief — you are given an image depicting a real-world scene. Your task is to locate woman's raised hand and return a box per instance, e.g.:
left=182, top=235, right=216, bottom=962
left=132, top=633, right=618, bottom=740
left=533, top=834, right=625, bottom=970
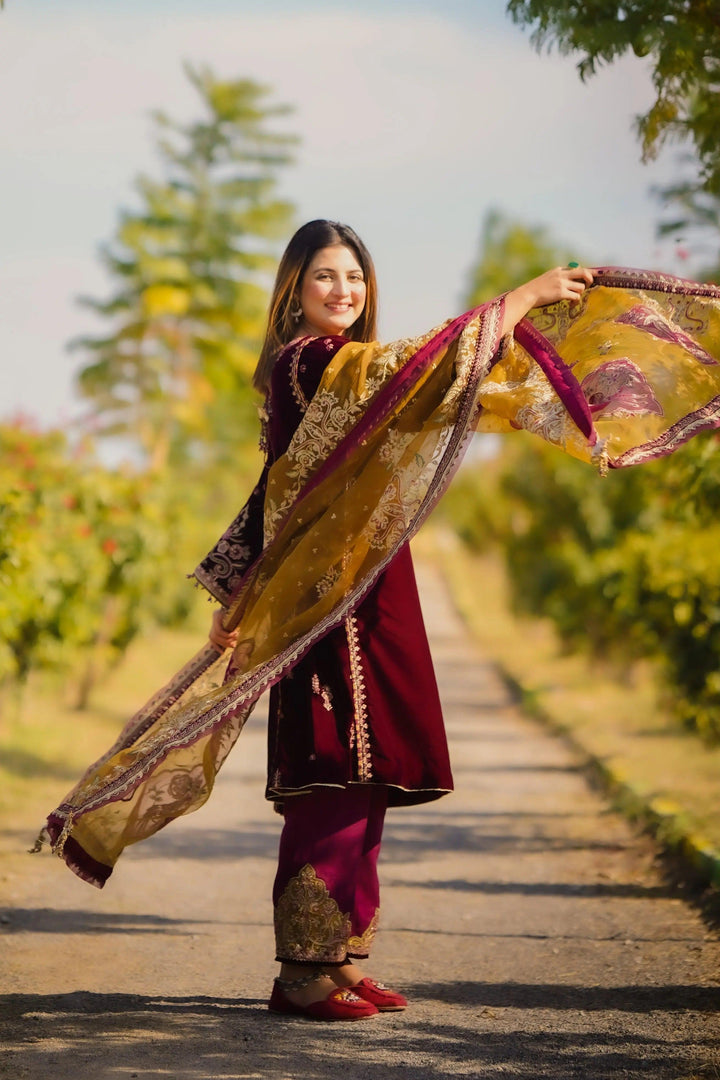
left=208, top=607, right=239, bottom=652
left=501, top=265, right=594, bottom=337
left=524, top=265, right=594, bottom=308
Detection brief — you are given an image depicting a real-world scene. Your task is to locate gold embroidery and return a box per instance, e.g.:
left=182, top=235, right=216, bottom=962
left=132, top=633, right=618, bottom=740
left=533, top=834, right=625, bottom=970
left=348, top=908, right=380, bottom=955
left=257, top=396, right=270, bottom=455
left=345, top=615, right=372, bottom=781
left=377, top=428, right=414, bottom=466
left=316, top=562, right=342, bottom=598
left=274, top=863, right=352, bottom=963
left=366, top=472, right=416, bottom=551
left=289, top=339, right=311, bottom=411
left=311, top=673, right=333, bottom=712
left=263, top=334, right=426, bottom=543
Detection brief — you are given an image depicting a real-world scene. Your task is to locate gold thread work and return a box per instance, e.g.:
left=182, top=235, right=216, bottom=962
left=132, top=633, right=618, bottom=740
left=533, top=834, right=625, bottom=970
left=344, top=615, right=372, bottom=782
left=347, top=908, right=380, bottom=955
left=290, top=340, right=310, bottom=411
left=274, top=863, right=352, bottom=963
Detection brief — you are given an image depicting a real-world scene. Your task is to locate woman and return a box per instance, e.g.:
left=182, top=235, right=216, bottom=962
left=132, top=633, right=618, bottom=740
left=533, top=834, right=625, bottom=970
left=203, top=220, right=594, bottom=1020
left=45, top=220, right=720, bottom=1021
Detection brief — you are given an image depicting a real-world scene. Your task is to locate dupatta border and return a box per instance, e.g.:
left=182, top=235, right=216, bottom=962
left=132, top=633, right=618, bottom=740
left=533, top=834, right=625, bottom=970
left=513, top=318, right=595, bottom=441
left=47, top=303, right=503, bottom=843
left=592, top=267, right=720, bottom=298
left=610, top=394, right=720, bottom=468
left=44, top=823, right=113, bottom=886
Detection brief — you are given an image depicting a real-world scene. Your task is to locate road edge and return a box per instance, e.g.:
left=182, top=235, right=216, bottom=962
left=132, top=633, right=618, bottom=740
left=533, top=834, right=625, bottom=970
left=426, top=547, right=720, bottom=897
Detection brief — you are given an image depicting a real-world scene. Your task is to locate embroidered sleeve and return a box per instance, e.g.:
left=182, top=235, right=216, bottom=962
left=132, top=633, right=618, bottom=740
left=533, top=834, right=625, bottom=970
left=193, top=338, right=345, bottom=605
left=191, top=462, right=269, bottom=606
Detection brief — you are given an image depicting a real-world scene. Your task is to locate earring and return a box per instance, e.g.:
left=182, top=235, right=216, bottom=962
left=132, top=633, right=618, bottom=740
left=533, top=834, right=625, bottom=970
left=290, top=300, right=302, bottom=321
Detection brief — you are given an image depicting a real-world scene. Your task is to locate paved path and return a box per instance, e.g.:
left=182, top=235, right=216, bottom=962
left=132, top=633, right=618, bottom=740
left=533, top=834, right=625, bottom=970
left=1, top=561, right=719, bottom=1079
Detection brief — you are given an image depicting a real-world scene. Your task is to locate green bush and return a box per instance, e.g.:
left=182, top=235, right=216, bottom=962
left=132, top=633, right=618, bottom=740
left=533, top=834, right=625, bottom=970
left=443, top=432, right=720, bottom=742
left=0, top=422, right=210, bottom=698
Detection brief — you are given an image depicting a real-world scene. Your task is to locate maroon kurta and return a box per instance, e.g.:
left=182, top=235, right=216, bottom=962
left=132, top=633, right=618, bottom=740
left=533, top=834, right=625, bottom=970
left=265, top=336, right=453, bottom=807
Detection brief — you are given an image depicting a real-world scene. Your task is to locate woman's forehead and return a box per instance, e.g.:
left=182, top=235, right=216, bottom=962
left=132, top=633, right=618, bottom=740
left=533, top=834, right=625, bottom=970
left=306, top=245, right=362, bottom=272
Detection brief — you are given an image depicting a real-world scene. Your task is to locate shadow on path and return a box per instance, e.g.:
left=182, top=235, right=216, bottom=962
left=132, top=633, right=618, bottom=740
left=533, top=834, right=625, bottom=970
left=1, top=989, right=718, bottom=1080
left=383, top=878, right=676, bottom=900
left=0, top=909, right=207, bottom=935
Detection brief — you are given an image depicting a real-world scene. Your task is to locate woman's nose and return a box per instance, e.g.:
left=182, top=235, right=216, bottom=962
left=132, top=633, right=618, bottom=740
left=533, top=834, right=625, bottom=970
left=331, top=277, right=351, bottom=297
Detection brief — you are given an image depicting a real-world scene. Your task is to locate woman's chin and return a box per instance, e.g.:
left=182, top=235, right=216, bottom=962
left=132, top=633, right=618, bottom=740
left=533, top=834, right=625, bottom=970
left=307, top=321, right=353, bottom=338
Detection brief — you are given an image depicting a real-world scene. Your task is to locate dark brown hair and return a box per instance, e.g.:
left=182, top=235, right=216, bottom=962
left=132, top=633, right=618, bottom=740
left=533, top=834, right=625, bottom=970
left=252, top=220, right=378, bottom=392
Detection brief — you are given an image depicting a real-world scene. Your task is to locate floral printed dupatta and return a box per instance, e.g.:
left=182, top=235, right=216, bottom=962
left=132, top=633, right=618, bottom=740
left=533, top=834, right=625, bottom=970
left=45, top=269, right=720, bottom=888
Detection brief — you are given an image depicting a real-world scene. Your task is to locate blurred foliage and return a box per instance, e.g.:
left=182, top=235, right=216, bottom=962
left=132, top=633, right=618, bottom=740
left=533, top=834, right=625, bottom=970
left=0, top=419, right=246, bottom=704
left=442, top=433, right=720, bottom=744
left=655, top=176, right=720, bottom=284
left=0, top=68, right=293, bottom=708
left=464, top=208, right=580, bottom=305
left=72, top=64, right=296, bottom=471
left=443, top=206, right=720, bottom=742
left=507, top=0, right=720, bottom=198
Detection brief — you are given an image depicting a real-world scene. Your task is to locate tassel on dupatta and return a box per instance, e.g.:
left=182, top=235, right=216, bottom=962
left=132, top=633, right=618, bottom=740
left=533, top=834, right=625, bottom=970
left=44, top=269, right=720, bottom=887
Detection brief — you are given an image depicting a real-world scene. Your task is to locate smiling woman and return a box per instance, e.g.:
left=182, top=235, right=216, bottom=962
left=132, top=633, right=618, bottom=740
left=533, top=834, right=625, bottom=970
left=44, top=217, right=720, bottom=1022
left=252, top=220, right=378, bottom=394
left=299, top=246, right=368, bottom=338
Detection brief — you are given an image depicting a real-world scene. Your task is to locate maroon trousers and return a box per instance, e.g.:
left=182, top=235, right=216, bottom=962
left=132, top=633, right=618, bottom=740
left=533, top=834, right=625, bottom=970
left=273, top=786, right=388, bottom=965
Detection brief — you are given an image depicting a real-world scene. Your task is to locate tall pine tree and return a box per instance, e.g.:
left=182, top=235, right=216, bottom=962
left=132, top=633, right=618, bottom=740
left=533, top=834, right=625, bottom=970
left=73, top=65, right=296, bottom=470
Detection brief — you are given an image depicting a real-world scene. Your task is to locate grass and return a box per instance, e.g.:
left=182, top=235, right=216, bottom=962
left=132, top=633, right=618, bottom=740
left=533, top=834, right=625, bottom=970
left=416, top=526, right=720, bottom=861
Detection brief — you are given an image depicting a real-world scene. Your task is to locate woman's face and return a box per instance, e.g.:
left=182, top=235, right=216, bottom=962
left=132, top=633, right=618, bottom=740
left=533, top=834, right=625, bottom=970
left=298, top=244, right=367, bottom=338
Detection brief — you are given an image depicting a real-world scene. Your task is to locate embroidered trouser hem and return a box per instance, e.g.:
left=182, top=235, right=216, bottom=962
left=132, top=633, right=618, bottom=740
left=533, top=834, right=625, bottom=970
left=273, top=785, right=387, bottom=964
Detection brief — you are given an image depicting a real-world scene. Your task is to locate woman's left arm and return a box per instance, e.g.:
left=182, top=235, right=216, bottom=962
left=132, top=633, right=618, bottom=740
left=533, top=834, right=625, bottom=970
left=500, top=266, right=594, bottom=336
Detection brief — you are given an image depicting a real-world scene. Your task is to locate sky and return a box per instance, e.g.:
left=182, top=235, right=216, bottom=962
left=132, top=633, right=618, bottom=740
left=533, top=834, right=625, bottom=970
left=0, top=0, right=689, bottom=429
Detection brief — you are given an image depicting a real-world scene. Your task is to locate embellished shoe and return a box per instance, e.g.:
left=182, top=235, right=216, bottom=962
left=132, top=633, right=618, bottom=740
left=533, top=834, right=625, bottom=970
left=268, top=981, right=379, bottom=1021
left=351, top=977, right=408, bottom=1011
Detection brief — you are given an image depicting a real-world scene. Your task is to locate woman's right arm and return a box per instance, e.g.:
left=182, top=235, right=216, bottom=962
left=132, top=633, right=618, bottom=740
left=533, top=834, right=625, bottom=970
left=500, top=266, right=594, bottom=336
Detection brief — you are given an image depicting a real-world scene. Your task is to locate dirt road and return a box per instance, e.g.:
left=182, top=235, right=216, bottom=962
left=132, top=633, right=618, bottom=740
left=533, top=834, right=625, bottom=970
left=1, top=561, right=719, bottom=1079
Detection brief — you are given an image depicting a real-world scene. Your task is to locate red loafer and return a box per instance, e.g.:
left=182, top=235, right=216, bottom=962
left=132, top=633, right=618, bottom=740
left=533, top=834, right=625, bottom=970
left=268, top=982, right=379, bottom=1021
left=351, top=977, right=407, bottom=1011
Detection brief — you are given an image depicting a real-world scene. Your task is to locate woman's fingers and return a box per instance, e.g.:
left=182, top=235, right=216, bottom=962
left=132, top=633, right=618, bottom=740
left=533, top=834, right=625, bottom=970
left=530, top=266, right=593, bottom=307
left=566, top=265, right=594, bottom=288
left=559, top=265, right=593, bottom=301
left=209, top=608, right=239, bottom=651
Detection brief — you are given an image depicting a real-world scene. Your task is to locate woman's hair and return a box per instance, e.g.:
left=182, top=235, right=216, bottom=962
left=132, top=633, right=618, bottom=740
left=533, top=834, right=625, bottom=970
left=252, top=219, right=378, bottom=393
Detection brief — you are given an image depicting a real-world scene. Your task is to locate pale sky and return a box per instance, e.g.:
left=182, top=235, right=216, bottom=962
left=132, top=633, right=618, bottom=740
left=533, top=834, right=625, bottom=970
left=0, top=1, right=686, bottom=427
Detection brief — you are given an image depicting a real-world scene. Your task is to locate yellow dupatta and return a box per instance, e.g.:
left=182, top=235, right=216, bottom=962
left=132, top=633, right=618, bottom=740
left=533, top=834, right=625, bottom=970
left=45, top=269, right=720, bottom=887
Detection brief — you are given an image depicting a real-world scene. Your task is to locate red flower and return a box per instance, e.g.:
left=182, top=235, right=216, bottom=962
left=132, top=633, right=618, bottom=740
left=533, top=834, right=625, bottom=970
left=102, top=538, right=118, bottom=555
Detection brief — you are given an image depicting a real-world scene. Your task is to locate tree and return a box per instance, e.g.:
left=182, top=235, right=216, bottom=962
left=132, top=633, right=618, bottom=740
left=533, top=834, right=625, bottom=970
left=73, top=65, right=296, bottom=470
left=655, top=173, right=720, bottom=283
left=507, top=0, right=720, bottom=197
left=464, top=208, right=580, bottom=307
